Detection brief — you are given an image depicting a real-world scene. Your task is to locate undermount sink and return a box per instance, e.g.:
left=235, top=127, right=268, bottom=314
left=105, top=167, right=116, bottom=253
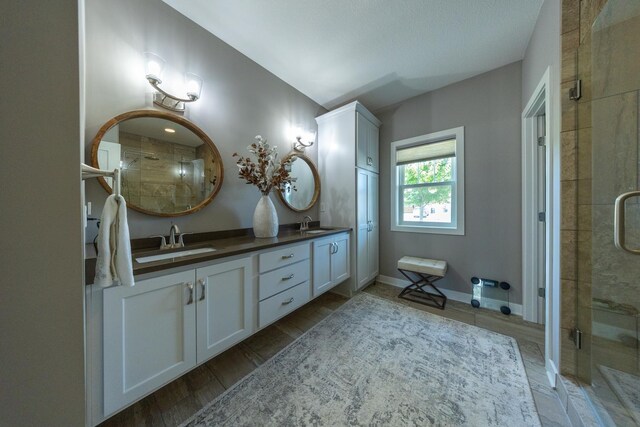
left=304, top=228, right=331, bottom=234
left=135, top=247, right=217, bottom=264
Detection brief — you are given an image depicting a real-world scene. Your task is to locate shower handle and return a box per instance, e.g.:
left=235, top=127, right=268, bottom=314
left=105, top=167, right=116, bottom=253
left=614, top=190, right=640, bottom=254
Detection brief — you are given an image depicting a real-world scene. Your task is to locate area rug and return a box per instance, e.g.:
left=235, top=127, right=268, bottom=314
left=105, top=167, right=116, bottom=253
left=181, top=293, right=540, bottom=426
left=599, top=365, right=640, bottom=425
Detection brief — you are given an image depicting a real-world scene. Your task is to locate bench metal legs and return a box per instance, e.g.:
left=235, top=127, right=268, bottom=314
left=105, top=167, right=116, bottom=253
left=397, top=269, right=447, bottom=309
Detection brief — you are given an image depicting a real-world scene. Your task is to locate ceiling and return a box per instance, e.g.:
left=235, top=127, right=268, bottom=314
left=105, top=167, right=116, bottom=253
left=162, top=0, right=543, bottom=112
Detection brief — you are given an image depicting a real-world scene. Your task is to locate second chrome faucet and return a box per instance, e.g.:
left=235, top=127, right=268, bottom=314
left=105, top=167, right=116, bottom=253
left=300, top=215, right=312, bottom=231
left=153, top=224, right=189, bottom=250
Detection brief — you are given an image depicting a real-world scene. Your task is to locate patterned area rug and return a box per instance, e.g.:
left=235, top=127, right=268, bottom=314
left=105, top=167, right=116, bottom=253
left=182, top=293, right=540, bottom=426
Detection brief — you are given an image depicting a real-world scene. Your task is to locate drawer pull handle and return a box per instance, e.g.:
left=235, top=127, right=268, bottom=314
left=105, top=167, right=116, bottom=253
left=198, top=278, right=206, bottom=301
left=282, top=273, right=295, bottom=281
left=282, top=297, right=295, bottom=305
left=281, top=254, right=295, bottom=259
left=186, top=282, right=194, bottom=305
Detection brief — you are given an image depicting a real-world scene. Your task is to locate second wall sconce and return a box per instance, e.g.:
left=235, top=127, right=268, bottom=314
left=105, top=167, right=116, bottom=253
left=291, top=127, right=316, bottom=153
left=144, top=52, right=202, bottom=112
left=293, top=136, right=314, bottom=152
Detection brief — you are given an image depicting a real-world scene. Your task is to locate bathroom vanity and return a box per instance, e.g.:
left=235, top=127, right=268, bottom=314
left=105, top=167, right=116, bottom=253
left=85, top=227, right=350, bottom=425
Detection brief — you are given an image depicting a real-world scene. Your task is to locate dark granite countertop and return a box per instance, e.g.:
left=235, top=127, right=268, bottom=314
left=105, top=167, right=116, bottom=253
left=85, top=223, right=351, bottom=285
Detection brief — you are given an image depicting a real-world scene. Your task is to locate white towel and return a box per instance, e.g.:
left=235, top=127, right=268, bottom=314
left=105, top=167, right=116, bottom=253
left=94, top=195, right=134, bottom=287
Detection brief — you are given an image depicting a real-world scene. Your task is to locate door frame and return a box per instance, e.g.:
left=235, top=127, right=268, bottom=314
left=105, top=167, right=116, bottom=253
left=522, top=67, right=560, bottom=387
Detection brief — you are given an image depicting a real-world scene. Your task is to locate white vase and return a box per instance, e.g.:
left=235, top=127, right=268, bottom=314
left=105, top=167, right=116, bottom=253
left=253, top=194, right=279, bottom=238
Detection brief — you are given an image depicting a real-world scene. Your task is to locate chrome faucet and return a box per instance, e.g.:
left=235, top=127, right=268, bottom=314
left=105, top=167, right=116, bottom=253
left=169, top=224, right=181, bottom=248
left=151, top=224, right=188, bottom=250
left=301, top=215, right=312, bottom=231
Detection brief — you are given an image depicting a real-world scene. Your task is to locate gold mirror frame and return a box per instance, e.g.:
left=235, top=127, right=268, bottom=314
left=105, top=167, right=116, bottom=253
left=90, top=110, right=224, bottom=217
left=277, top=153, right=320, bottom=212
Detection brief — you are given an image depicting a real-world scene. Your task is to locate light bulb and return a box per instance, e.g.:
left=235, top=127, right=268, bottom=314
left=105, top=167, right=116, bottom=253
left=185, top=73, right=202, bottom=100
left=144, top=52, right=165, bottom=83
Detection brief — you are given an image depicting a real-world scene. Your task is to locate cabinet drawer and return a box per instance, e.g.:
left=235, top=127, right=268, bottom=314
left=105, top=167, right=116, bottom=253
left=259, top=281, right=311, bottom=328
left=259, top=259, right=310, bottom=301
left=259, top=243, right=310, bottom=273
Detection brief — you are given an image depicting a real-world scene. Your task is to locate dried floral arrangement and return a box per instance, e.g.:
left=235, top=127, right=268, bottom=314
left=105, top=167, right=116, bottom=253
left=233, top=135, right=297, bottom=196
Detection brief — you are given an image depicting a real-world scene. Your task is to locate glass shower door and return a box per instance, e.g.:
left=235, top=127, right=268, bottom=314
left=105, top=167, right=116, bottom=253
left=579, top=1, right=640, bottom=425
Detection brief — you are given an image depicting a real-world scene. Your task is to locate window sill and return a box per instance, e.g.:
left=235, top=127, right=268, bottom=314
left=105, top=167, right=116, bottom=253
left=391, top=224, right=465, bottom=236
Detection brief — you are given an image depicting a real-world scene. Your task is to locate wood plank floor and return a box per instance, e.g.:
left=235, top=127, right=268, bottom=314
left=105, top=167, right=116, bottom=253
left=100, top=282, right=570, bottom=427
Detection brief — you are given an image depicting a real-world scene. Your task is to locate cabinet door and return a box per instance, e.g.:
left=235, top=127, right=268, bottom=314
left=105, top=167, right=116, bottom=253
left=331, top=233, right=350, bottom=284
left=356, top=169, right=370, bottom=288
left=103, top=270, right=196, bottom=416
left=367, top=172, right=379, bottom=279
left=196, top=257, right=253, bottom=363
left=368, top=121, right=379, bottom=173
left=356, top=112, right=369, bottom=169
left=313, top=238, right=333, bottom=296
left=356, top=113, right=379, bottom=173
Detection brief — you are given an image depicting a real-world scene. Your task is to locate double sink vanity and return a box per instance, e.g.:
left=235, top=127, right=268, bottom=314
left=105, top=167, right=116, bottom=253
left=85, top=224, right=350, bottom=424
left=84, top=102, right=380, bottom=425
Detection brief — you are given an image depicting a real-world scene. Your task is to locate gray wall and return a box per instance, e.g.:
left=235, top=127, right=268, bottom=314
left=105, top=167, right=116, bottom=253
left=376, top=62, right=524, bottom=303
left=84, top=0, right=325, bottom=241
left=522, top=0, right=561, bottom=108
left=0, top=1, right=86, bottom=425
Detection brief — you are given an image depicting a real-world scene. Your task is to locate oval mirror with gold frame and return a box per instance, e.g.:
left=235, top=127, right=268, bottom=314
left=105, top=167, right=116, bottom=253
left=277, top=153, right=320, bottom=212
left=91, top=110, right=224, bottom=217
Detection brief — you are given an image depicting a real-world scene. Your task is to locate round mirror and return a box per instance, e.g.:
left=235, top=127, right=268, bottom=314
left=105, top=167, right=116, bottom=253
left=277, top=153, right=320, bottom=212
left=91, top=110, right=223, bottom=216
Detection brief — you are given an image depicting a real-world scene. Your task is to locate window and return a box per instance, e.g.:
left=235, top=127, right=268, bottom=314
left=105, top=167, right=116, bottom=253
left=390, top=127, right=464, bottom=235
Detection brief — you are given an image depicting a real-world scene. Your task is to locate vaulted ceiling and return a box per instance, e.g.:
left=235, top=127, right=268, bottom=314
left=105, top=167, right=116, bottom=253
left=163, top=0, right=543, bottom=111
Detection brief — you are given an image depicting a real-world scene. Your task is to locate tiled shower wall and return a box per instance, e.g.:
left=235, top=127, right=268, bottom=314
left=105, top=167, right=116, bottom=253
left=560, top=0, right=608, bottom=376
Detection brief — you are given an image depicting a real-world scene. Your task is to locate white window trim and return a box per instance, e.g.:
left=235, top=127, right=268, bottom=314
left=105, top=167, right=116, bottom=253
left=390, top=126, right=465, bottom=235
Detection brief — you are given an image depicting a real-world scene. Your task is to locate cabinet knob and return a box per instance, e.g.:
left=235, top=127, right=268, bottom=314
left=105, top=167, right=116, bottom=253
left=282, top=297, right=294, bottom=305
left=282, top=273, right=295, bottom=281
left=281, top=254, right=295, bottom=259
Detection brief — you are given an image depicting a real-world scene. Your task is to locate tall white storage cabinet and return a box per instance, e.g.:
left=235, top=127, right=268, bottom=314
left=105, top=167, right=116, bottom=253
left=316, top=101, right=381, bottom=294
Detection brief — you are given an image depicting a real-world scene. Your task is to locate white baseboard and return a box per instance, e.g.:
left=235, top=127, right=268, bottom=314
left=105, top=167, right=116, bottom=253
left=376, top=275, right=523, bottom=316
left=546, top=359, right=559, bottom=389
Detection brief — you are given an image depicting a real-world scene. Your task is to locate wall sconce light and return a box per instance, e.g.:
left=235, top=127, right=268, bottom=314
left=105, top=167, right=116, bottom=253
left=144, top=52, right=202, bottom=112
left=292, top=131, right=316, bottom=153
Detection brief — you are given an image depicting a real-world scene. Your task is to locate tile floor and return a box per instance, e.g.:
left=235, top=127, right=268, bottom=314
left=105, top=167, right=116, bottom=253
left=100, top=282, right=571, bottom=426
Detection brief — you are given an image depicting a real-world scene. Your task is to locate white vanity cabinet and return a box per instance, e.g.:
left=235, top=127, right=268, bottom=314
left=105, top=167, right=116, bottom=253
left=101, top=256, right=253, bottom=418
left=102, top=270, right=197, bottom=416
left=196, top=257, right=253, bottom=362
left=317, top=101, right=380, bottom=295
left=91, top=233, right=350, bottom=425
left=356, top=112, right=380, bottom=173
left=313, top=232, right=350, bottom=296
left=258, top=242, right=311, bottom=328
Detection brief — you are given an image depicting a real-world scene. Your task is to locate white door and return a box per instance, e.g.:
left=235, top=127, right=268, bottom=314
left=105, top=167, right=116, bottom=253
left=367, top=172, right=379, bottom=280
left=196, top=257, right=253, bottom=363
left=313, top=238, right=333, bottom=296
left=356, top=169, right=370, bottom=288
left=103, top=270, right=196, bottom=416
left=331, top=233, right=350, bottom=284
